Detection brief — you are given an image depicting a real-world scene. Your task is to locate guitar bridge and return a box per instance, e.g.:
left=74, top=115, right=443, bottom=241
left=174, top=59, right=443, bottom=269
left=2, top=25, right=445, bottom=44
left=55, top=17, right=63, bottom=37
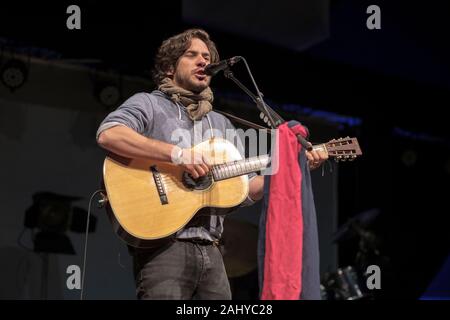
left=150, top=166, right=168, bottom=205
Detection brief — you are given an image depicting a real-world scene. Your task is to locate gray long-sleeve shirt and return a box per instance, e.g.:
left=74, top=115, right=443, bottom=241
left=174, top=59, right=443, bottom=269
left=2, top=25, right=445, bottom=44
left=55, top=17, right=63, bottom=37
left=97, top=90, right=256, bottom=241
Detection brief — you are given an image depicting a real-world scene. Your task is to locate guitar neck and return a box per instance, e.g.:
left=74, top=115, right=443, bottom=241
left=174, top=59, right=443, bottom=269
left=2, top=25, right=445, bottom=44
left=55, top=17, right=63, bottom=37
left=211, top=155, right=270, bottom=181
left=211, top=143, right=328, bottom=181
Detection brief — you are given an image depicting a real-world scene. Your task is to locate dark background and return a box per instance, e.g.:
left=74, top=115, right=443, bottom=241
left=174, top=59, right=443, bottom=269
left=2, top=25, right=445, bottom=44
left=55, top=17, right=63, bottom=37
left=0, top=0, right=449, bottom=299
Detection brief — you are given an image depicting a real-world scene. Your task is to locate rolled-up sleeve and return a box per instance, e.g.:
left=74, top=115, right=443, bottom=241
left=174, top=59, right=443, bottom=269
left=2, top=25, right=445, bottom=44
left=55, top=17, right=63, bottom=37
left=96, top=93, right=154, bottom=140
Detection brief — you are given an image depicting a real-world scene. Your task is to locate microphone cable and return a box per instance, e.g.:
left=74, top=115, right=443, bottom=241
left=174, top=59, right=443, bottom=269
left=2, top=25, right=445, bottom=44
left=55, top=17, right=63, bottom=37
left=80, top=189, right=106, bottom=300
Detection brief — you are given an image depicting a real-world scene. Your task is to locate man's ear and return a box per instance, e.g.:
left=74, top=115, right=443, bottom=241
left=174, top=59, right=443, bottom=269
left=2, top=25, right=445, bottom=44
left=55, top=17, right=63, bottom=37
left=166, top=66, right=175, bottom=77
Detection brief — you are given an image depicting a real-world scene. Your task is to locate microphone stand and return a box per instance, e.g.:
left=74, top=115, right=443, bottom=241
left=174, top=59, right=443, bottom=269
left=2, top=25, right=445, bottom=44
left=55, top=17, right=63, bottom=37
left=222, top=57, right=313, bottom=151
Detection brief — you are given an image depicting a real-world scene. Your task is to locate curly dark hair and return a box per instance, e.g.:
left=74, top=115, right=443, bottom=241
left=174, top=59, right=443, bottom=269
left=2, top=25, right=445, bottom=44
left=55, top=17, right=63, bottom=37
left=152, top=29, right=220, bottom=86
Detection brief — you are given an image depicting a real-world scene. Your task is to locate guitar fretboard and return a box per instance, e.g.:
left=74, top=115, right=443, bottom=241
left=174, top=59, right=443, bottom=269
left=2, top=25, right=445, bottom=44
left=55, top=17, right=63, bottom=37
left=211, top=155, right=270, bottom=181
left=210, top=143, right=330, bottom=181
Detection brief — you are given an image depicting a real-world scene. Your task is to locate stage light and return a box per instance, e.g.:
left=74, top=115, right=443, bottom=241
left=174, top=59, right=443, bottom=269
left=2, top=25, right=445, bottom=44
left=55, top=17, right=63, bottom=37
left=24, top=192, right=97, bottom=254
left=97, top=84, right=121, bottom=107
left=1, top=59, right=28, bottom=92
left=90, top=68, right=123, bottom=109
left=401, top=149, right=417, bottom=167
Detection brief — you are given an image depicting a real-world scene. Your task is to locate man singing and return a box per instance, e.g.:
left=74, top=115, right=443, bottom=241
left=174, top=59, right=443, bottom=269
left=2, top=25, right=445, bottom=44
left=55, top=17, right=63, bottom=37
left=96, top=28, right=327, bottom=299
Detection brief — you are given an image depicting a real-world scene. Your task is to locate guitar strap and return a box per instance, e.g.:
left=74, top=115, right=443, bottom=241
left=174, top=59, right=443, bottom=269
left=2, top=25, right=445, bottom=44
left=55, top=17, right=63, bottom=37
left=214, top=110, right=313, bottom=151
left=214, top=110, right=270, bottom=131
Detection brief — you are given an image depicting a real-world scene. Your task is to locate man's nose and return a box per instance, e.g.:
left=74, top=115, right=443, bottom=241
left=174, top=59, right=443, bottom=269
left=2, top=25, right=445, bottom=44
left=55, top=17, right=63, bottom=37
left=196, top=56, right=207, bottom=67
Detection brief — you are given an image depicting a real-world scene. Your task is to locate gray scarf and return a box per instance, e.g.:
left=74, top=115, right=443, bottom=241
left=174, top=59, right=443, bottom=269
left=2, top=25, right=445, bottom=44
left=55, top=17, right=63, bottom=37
left=158, top=78, right=213, bottom=121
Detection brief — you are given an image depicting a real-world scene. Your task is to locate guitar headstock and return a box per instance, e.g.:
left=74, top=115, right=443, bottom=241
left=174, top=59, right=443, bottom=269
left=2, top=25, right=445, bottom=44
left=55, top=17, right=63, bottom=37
left=325, top=137, right=362, bottom=162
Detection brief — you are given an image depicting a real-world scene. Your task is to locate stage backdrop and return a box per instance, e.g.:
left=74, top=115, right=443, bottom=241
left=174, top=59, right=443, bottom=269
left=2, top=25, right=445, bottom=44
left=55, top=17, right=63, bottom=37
left=0, top=56, right=338, bottom=299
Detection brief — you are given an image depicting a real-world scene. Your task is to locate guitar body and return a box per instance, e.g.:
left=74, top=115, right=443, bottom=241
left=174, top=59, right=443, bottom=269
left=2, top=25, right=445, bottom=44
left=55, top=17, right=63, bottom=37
left=103, top=138, right=249, bottom=247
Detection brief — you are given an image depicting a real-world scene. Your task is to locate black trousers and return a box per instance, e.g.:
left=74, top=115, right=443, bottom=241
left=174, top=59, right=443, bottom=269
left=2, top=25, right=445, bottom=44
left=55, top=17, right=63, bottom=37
left=132, top=240, right=231, bottom=300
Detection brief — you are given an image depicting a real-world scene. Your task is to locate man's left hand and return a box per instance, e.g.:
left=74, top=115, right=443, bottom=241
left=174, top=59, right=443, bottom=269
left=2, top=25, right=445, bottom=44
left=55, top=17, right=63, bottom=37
left=306, top=149, right=328, bottom=170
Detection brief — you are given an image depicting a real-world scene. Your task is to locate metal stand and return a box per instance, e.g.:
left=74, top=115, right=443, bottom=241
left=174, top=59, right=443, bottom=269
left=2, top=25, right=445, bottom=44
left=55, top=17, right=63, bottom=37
left=223, top=58, right=313, bottom=151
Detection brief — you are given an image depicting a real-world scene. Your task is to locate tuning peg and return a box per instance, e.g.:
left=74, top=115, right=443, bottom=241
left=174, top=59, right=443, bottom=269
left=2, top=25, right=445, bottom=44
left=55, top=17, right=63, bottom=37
left=260, top=112, right=264, bottom=119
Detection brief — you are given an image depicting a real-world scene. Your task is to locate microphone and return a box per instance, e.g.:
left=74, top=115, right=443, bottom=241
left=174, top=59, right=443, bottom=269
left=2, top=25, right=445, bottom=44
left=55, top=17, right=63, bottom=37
left=204, top=56, right=242, bottom=76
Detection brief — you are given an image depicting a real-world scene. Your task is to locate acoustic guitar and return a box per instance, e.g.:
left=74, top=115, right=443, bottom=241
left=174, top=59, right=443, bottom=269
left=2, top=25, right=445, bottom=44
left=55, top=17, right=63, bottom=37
left=102, top=136, right=362, bottom=247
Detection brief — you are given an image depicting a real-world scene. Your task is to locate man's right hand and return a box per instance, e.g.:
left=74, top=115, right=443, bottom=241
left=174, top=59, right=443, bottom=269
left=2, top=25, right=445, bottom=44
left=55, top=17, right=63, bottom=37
left=173, top=147, right=210, bottom=179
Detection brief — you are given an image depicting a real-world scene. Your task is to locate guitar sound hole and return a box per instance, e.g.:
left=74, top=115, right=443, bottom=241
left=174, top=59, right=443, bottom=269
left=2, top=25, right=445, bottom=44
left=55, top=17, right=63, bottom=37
left=182, top=172, right=213, bottom=190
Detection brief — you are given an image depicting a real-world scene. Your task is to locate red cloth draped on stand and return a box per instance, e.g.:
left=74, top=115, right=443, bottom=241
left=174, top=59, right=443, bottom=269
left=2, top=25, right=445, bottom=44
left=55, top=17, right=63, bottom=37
left=258, top=121, right=321, bottom=300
